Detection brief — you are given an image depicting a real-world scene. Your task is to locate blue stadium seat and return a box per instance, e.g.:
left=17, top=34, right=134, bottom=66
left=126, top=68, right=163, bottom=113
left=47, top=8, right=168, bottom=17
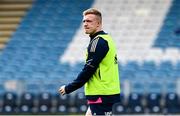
left=42, top=83, right=58, bottom=94
left=74, top=92, right=87, bottom=114
left=3, top=92, right=17, bottom=107
left=164, top=92, right=180, bottom=114
left=127, top=93, right=144, bottom=114
left=56, top=104, right=68, bottom=115
left=2, top=92, right=17, bottom=114
left=142, top=61, right=156, bottom=71
left=37, top=92, right=52, bottom=113
left=55, top=94, right=70, bottom=115
left=1, top=105, right=15, bottom=114
left=112, top=102, right=126, bottom=114
left=19, top=92, right=35, bottom=114
left=124, top=61, right=140, bottom=72
left=55, top=94, right=70, bottom=106
left=131, top=81, right=146, bottom=94
left=0, top=72, right=13, bottom=80
left=165, top=81, right=177, bottom=93
left=26, top=82, right=41, bottom=94
left=134, top=70, right=151, bottom=80
left=74, top=92, right=86, bottom=106
left=112, top=93, right=126, bottom=114
left=145, top=93, right=162, bottom=114
left=147, top=82, right=163, bottom=94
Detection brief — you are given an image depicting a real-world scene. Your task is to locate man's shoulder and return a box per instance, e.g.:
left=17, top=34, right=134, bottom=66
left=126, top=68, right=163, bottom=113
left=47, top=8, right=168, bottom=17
left=89, top=36, right=109, bottom=53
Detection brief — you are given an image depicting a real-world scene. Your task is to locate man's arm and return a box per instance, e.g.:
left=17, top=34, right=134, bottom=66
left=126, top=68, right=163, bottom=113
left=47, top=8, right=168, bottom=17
left=59, top=37, right=109, bottom=94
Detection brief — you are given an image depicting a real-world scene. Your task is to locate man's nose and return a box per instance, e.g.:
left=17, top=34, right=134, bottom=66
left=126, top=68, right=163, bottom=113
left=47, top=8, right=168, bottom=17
left=84, top=23, right=88, bottom=27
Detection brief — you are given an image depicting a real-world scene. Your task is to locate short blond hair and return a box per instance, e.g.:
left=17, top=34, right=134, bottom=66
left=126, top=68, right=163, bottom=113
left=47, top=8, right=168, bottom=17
left=83, top=8, right=102, bottom=23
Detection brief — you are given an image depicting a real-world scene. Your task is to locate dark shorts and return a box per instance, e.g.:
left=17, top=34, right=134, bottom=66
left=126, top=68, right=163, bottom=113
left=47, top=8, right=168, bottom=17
left=86, top=94, right=120, bottom=115
left=89, top=103, right=113, bottom=115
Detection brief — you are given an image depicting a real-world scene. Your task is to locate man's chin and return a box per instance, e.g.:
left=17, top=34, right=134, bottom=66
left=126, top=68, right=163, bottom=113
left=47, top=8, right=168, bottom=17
left=85, top=31, right=90, bottom=34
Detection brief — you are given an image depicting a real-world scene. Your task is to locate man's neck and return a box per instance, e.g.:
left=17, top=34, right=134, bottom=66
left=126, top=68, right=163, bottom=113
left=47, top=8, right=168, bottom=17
left=89, top=30, right=106, bottom=40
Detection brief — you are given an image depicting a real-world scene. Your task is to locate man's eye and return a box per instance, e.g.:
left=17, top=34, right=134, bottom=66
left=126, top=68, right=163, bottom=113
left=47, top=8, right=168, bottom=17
left=83, top=20, right=92, bottom=23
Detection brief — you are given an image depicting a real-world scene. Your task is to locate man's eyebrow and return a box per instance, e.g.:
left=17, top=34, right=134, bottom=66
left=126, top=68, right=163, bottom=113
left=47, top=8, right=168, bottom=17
left=83, top=19, right=92, bottom=22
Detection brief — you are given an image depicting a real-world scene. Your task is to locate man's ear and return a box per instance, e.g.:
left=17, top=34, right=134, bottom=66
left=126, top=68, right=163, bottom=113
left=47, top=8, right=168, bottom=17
left=97, top=21, right=101, bottom=27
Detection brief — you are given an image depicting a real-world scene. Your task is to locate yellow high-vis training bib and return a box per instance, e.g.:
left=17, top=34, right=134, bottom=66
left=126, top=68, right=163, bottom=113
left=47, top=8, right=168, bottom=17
left=85, top=34, right=120, bottom=95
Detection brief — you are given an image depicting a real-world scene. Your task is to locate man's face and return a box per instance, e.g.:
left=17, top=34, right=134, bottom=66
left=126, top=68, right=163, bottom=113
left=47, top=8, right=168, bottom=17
left=83, top=14, right=100, bottom=35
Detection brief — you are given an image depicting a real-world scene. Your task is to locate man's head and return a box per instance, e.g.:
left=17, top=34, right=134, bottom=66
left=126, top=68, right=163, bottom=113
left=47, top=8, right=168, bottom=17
left=83, top=8, right=102, bottom=35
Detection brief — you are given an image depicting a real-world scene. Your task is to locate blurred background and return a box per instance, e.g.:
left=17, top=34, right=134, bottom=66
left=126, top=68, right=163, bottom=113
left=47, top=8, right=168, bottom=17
left=0, top=0, right=179, bottom=115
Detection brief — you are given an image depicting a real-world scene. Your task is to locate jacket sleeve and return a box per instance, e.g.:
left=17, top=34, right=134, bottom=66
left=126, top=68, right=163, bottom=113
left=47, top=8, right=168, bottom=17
left=65, top=37, right=109, bottom=94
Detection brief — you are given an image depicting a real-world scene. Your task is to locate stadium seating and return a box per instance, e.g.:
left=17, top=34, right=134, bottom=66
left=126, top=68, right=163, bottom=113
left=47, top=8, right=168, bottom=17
left=1, top=92, right=17, bottom=114
left=127, top=93, right=144, bottom=114
left=37, top=92, right=52, bottom=113
left=0, top=0, right=33, bottom=51
left=19, top=92, right=35, bottom=114
left=154, top=0, right=180, bottom=48
left=112, top=103, right=127, bottom=114
left=0, top=0, right=180, bottom=115
left=55, top=94, right=70, bottom=115
left=112, top=93, right=126, bottom=114
left=145, top=93, right=162, bottom=114
left=164, top=92, right=180, bottom=114
left=74, top=92, right=88, bottom=114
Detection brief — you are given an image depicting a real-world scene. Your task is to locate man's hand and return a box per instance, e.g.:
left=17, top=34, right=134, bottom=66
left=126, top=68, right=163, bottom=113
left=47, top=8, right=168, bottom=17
left=58, top=85, right=66, bottom=95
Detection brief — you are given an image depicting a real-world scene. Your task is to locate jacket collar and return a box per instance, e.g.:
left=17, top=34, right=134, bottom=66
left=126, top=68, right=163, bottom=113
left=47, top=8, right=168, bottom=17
left=89, top=31, right=106, bottom=40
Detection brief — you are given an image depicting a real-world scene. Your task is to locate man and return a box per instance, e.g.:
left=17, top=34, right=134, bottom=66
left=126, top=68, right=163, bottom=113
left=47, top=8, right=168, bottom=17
left=59, top=8, right=120, bottom=115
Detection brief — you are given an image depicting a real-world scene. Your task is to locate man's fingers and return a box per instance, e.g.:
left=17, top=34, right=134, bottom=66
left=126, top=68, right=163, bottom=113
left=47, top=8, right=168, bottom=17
left=58, top=85, right=66, bottom=95
left=59, top=88, right=63, bottom=92
left=61, top=91, right=65, bottom=95
left=58, top=89, right=64, bottom=95
left=60, top=89, right=65, bottom=95
left=59, top=88, right=63, bottom=93
left=58, top=88, right=62, bottom=93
